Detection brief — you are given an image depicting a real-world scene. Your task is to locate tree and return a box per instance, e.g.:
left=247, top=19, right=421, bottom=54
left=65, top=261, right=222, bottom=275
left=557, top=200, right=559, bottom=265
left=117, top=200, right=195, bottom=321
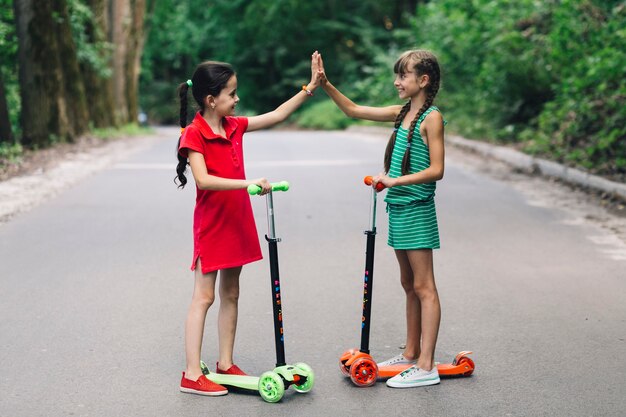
left=110, top=0, right=147, bottom=125
left=79, top=0, right=116, bottom=128
left=0, top=0, right=15, bottom=144
left=14, top=0, right=89, bottom=147
left=0, top=72, right=12, bottom=143
left=12, top=0, right=148, bottom=148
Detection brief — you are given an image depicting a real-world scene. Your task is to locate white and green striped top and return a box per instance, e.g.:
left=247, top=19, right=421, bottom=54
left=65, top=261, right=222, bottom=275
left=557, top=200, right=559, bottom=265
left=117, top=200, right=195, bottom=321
left=384, top=106, right=442, bottom=205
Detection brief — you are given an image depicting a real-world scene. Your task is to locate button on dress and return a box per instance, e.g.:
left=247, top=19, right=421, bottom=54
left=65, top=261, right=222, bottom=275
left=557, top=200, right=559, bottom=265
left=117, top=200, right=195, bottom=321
left=179, top=112, right=262, bottom=274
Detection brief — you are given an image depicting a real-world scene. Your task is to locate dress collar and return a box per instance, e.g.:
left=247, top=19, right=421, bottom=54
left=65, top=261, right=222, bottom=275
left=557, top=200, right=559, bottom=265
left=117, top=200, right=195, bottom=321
left=191, top=111, right=238, bottom=141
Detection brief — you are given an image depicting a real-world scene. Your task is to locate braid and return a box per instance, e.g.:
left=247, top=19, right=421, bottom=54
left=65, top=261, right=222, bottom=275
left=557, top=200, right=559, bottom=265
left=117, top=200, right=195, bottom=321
left=384, top=101, right=411, bottom=173
left=401, top=100, right=431, bottom=175
left=398, top=54, right=441, bottom=175
left=175, top=82, right=190, bottom=189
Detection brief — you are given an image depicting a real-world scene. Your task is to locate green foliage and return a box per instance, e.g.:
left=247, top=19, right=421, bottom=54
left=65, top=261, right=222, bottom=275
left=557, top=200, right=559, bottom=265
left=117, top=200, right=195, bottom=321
left=0, top=0, right=20, bottom=139
left=140, top=0, right=412, bottom=123
left=0, top=141, right=23, bottom=167
left=67, top=0, right=113, bottom=77
left=90, top=123, right=154, bottom=140
left=407, top=0, right=625, bottom=179
left=295, top=100, right=354, bottom=130
left=522, top=1, right=626, bottom=180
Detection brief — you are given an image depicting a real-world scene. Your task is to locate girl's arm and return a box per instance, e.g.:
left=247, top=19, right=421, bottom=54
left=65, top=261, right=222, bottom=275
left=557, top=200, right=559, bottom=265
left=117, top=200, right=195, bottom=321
left=247, top=52, right=321, bottom=132
left=317, top=53, right=401, bottom=122
left=188, top=150, right=271, bottom=193
left=321, top=79, right=401, bottom=122
left=375, top=111, right=445, bottom=187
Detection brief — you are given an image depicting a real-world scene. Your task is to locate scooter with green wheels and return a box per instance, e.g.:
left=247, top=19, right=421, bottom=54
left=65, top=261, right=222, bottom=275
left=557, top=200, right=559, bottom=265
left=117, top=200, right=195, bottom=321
left=199, top=359, right=312, bottom=403
left=244, top=180, right=315, bottom=402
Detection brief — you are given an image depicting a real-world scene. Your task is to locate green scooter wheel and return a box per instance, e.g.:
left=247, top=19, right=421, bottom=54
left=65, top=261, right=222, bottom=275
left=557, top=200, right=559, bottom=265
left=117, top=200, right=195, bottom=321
left=292, top=362, right=315, bottom=393
left=258, top=371, right=285, bottom=403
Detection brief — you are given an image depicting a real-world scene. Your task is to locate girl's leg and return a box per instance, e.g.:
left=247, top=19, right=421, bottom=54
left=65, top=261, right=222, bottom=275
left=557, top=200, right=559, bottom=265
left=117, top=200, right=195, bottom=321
left=406, top=249, right=440, bottom=371
left=184, top=260, right=218, bottom=380
left=395, top=249, right=421, bottom=361
left=216, top=266, right=242, bottom=370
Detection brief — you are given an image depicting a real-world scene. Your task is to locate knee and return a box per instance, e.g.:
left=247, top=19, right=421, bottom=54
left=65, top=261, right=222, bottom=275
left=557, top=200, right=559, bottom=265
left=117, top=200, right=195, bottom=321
left=412, top=281, right=437, bottom=301
left=192, top=292, right=215, bottom=310
left=220, top=286, right=240, bottom=304
left=400, top=275, right=414, bottom=293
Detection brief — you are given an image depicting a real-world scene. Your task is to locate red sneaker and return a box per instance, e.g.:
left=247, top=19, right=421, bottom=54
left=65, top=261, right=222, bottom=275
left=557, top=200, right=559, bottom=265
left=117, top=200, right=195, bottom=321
left=216, top=362, right=247, bottom=376
left=180, top=372, right=228, bottom=396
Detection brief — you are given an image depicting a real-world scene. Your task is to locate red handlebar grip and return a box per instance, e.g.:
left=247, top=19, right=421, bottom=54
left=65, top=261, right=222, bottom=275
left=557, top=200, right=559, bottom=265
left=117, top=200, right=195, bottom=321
left=364, top=176, right=385, bottom=191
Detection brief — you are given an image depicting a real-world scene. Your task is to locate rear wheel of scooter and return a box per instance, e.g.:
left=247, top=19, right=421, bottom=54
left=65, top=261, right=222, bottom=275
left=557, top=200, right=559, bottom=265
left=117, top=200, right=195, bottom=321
left=259, top=371, right=285, bottom=403
left=339, top=349, right=356, bottom=376
left=350, top=357, right=378, bottom=387
left=292, top=362, right=315, bottom=393
left=458, top=357, right=475, bottom=376
left=340, top=362, right=350, bottom=376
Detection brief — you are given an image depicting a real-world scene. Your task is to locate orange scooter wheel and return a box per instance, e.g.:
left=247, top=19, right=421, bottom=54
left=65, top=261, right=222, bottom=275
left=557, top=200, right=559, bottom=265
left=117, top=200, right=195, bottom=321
left=350, top=357, right=378, bottom=387
left=458, top=356, right=475, bottom=376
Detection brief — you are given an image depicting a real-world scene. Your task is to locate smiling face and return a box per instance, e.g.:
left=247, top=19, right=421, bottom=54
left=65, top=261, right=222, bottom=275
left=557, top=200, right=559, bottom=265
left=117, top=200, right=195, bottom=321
left=393, top=60, right=429, bottom=100
left=209, top=75, right=239, bottom=116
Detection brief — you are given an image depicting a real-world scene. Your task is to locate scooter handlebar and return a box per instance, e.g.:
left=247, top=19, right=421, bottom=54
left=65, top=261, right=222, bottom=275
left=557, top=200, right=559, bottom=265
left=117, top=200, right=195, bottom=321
left=364, top=176, right=385, bottom=191
left=247, top=181, right=290, bottom=195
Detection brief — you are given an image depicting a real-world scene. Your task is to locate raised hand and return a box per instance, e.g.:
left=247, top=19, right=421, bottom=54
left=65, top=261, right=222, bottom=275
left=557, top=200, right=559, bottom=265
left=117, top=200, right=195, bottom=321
left=316, top=52, right=328, bottom=86
left=310, top=51, right=321, bottom=87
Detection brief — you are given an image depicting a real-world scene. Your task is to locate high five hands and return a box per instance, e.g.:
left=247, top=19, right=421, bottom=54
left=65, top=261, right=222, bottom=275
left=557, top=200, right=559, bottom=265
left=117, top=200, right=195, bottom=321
left=311, top=51, right=327, bottom=87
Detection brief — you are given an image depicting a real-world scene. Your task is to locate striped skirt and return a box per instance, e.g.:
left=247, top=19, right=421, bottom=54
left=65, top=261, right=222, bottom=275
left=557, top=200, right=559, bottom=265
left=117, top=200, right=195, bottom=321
left=386, top=197, right=440, bottom=250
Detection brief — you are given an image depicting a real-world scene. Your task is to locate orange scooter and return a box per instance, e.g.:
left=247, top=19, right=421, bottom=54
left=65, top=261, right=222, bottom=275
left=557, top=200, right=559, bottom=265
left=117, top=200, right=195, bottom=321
left=339, top=176, right=475, bottom=387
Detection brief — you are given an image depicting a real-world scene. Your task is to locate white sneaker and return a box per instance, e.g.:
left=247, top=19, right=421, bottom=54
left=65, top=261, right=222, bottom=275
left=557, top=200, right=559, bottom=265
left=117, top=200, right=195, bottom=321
left=377, top=354, right=416, bottom=368
left=386, top=365, right=440, bottom=388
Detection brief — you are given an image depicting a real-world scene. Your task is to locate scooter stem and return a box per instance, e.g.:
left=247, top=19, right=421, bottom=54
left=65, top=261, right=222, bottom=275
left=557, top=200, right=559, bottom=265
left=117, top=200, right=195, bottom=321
left=360, top=177, right=384, bottom=354
left=256, top=183, right=290, bottom=367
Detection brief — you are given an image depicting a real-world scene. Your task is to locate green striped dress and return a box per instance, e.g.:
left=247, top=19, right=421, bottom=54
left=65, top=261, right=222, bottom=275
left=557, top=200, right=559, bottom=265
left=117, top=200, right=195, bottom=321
left=385, top=106, right=442, bottom=250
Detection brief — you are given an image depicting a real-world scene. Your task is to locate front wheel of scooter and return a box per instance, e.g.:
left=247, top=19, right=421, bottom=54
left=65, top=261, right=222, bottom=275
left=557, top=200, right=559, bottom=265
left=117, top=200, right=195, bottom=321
left=292, top=362, right=315, bottom=393
left=258, top=371, right=285, bottom=403
left=350, top=357, right=378, bottom=387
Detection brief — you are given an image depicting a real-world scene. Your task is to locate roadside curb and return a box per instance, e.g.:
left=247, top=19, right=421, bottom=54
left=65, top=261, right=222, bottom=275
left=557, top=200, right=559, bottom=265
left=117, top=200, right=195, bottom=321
left=346, top=125, right=626, bottom=202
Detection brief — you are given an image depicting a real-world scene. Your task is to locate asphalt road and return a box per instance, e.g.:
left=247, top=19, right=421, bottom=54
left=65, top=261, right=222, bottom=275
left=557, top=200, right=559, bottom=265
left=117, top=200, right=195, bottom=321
left=1, top=127, right=624, bottom=417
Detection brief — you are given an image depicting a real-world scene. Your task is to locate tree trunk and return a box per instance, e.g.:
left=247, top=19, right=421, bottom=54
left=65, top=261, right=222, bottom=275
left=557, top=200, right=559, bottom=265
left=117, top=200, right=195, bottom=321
left=125, top=0, right=146, bottom=125
left=0, top=71, right=13, bottom=144
left=83, top=0, right=116, bottom=128
left=108, top=0, right=146, bottom=125
left=14, top=0, right=89, bottom=148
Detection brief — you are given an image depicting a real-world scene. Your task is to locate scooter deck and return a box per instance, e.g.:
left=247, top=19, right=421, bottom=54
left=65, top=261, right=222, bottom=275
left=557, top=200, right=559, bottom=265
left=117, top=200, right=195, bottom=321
left=341, top=349, right=474, bottom=380
left=204, top=372, right=260, bottom=391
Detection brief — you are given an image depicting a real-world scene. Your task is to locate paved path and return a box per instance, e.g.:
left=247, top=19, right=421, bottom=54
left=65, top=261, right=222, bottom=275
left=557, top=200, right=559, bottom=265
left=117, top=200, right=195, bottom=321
left=1, top=127, right=625, bottom=416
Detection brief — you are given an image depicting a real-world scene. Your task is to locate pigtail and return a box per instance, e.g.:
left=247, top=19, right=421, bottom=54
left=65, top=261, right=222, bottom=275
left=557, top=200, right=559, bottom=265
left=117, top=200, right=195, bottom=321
left=383, top=101, right=411, bottom=174
left=398, top=54, right=442, bottom=175
left=175, top=82, right=190, bottom=189
left=400, top=99, right=431, bottom=175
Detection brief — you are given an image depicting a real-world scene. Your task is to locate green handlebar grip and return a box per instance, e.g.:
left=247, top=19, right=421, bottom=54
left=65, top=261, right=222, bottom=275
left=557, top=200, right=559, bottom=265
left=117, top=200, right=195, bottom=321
left=247, top=181, right=290, bottom=195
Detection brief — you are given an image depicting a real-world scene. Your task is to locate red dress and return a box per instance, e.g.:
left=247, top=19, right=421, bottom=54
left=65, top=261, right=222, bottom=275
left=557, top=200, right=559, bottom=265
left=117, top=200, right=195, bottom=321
left=179, top=112, right=262, bottom=274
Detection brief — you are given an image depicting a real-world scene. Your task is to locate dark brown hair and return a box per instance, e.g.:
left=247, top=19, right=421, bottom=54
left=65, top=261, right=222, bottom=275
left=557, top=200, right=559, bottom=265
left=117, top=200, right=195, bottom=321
left=175, top=61, right=235, bottom=188
left=383, top=50, right=441, bottom=175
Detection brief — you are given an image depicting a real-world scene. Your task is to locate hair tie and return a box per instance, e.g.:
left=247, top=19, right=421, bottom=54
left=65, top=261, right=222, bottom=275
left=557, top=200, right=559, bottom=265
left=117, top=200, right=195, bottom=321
left=393, top=128, right=399, bottom=132
left=186, top=79, right=193, bottom=87
left=406, top=142, right=412, bottom=149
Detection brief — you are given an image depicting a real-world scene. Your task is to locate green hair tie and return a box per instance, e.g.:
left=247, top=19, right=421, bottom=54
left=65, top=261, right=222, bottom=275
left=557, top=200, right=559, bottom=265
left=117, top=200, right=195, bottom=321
left=186, top=79, right=193, bottom=87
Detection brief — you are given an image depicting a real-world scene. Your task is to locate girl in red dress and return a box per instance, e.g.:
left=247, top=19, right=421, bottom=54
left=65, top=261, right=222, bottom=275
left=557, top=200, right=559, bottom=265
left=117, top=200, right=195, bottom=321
left=175, top=53, right=321, bottom=396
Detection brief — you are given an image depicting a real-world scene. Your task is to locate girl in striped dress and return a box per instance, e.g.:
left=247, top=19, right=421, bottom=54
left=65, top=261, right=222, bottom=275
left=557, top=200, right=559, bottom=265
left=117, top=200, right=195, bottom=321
left=316, top=50, right=445, bottom=388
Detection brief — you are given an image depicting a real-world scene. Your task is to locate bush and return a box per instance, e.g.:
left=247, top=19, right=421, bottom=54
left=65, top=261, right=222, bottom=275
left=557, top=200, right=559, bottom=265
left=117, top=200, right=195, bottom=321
left=295, top=100, right=355, bottom=130
left=522, top=1, right=626, bottom=180
left=402, top=0, right=625, bottom=179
